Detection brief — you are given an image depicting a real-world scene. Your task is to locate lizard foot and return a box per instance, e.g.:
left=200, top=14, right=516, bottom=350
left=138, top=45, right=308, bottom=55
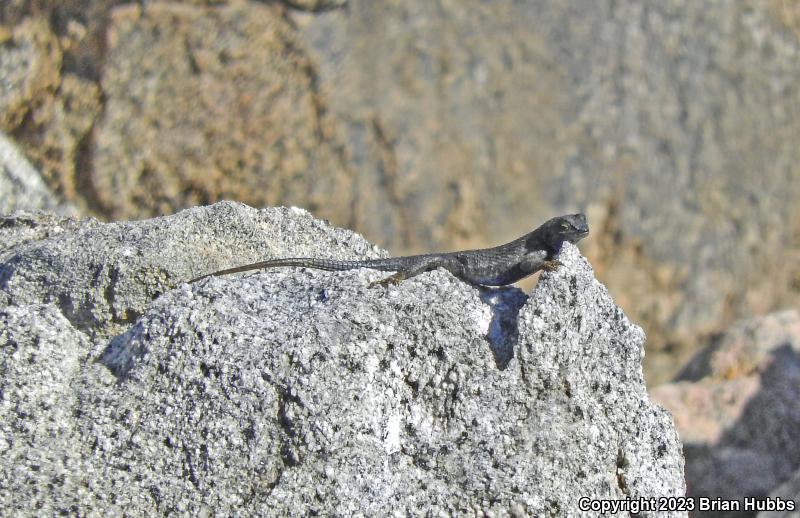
left=542, top=260, right=563, bottom=272
left=368, top=275, right=402, bottom=288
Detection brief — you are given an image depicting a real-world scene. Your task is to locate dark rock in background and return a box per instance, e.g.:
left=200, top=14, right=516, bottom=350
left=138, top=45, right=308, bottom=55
left=652, top=310, right=800, bottom=518
left=1, top=1, right=799, bottom=383
left=0, top=202, right=685, bottom=516
left=759, top=468, right=800, bottom=518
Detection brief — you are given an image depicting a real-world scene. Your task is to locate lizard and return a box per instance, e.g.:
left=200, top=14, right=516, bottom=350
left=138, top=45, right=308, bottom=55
left=189, top=213, right=589, bottom=288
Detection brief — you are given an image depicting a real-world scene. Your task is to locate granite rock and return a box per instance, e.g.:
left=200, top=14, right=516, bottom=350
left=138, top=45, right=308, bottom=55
left=0, top=201, right=378, bottom=340
left=4, top=0, right=800, bottom=384
left=0, top=202, right=685, bottom=516
left=292, top=0, right=800, bottom=384
left=0, top=12, right=102, bottom=210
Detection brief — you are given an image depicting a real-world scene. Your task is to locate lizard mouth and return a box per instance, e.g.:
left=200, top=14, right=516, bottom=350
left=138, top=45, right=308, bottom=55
left=569, top=229, right=589, bottom=242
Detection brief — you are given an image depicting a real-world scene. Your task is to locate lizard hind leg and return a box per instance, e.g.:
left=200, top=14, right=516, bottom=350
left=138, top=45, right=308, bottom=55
left=368, top=272, right=405, bottom=288
left=368, top=255, right=463, bottom=288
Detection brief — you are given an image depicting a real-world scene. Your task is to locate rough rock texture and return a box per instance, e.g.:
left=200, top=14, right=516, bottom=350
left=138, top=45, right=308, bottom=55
left=0, top=201, right=377, bottom=340
left=291, top=0, right=800, bottom=384
left=90, top=2, right=352, bottom=221
left=0, top=201, right=685, bottom=516
left=759, top=469, right=800, bottom=518
left=0, top=303, right=96, bottom=512
left=652, top=310, right=800, bottom=518
left=0, top=9, right=104, bottom=207
left=0, top=211, right=89, bottom=262
left=0, top=17, right=61, bottom=129
left=0, top=131, right=75, bottom=215
left=14, top=72, right=102, bottom=204
left=3, top=1, right=800, bottom=384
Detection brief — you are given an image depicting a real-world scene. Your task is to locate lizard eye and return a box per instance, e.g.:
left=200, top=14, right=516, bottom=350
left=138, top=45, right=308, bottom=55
left=560, top=222, right=571, bottom=230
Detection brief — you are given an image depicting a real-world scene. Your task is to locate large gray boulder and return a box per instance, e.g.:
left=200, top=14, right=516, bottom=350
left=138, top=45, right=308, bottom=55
left=290, top=0, right=800, bottom=385
left=0, top=201, right=684, bottom=516
left=4, top=0, right=800, bottom=383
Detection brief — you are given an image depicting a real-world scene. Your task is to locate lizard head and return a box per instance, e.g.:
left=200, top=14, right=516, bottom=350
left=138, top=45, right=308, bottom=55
left=545, top=213, right=589, bottom=246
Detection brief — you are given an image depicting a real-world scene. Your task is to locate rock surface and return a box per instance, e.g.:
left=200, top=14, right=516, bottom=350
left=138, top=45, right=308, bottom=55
left=0, top=131, right=75, bottom=215
left=290, top=0, right=800, bottom=384
left=2, top=0, right=800, bottom=384
left=0, top=13, right=102, bottom=205
left=0, top=201, right=685, bottom=516
left=0, top=17, right=61, bottom=129
left=652, top=310, right=800, bottom=518
left=89, top=2, right=352, bottom=221
left=0, top=201, right=377, bottom=340
left=759, top=468, right=800, bottom=518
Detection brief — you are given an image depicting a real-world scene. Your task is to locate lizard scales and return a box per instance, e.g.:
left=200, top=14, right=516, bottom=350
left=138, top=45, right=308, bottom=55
left=190, top=213, right=589, bottom=287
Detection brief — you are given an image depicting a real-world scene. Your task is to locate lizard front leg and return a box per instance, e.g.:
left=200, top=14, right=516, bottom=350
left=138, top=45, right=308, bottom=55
left=542, top=259, right=563, bottom=272
left=517, top=250, right=549, bottom=275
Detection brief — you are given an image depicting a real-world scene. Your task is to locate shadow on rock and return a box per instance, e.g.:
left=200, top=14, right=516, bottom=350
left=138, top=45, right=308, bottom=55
left=653, top=311, right=800, bottom=518
left=478, top=286, right=528, bottom=370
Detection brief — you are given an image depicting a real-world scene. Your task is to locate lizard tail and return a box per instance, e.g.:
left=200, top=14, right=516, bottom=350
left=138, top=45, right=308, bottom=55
left=188, top=257, right=390, bottom=283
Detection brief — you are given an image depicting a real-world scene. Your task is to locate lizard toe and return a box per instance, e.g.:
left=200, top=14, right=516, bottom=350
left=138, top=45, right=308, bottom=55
left=543, top=259, right=563, bottom=272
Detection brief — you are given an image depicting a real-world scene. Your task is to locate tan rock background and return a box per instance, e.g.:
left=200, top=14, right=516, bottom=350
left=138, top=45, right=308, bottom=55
left=2, top=0, right=800, bottom=385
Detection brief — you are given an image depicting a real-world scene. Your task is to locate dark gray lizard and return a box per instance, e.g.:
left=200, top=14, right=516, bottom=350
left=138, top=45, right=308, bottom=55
left=189, top=214, right=589, bottom=288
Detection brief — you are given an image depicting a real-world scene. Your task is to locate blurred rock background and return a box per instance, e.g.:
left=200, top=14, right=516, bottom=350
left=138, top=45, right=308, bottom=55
left=3, top=1, right=800, bottom=514
left=652, top=310, right=800, bottom=517
left=2, top=0, right=799, bottom=388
